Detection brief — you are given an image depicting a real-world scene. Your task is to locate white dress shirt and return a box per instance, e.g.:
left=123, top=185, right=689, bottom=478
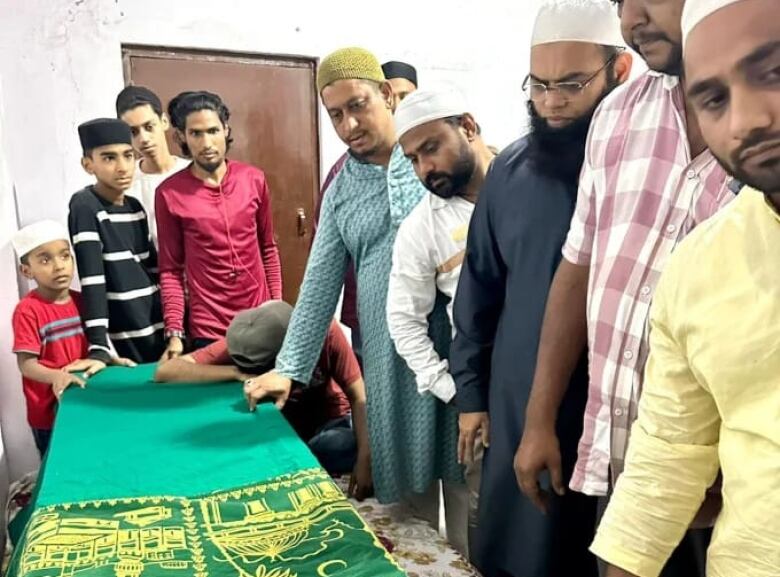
left=388, top=193, right=474, bottom=402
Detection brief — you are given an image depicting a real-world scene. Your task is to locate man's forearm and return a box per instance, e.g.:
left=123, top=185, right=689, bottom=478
left=154, top=358, right=240, bottom=383
left=159, top=270, right=186, bottom=333
left=526, top=259, right=588, bottom=428
left=344, top=379, right=370, bottom=453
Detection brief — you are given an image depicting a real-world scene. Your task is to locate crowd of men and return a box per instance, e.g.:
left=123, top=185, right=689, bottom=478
left=9, top=0, right=778, bottom=575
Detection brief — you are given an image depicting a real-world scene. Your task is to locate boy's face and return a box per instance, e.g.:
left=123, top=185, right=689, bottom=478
left=120, top=104, right=171, bottom=162
left=81, top=143, right=135, bottom=192
left=21, top=240, right=73, bottom=292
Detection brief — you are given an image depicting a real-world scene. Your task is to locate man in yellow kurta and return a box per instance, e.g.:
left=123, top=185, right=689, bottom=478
left=592, top=1, right=780, bottom=576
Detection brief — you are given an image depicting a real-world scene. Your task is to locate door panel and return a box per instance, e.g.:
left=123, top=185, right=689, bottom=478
left=123, top=46, right=320, bottom=305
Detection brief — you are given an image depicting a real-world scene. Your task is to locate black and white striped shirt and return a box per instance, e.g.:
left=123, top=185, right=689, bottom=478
left=68, top=186, right=164, bottom=363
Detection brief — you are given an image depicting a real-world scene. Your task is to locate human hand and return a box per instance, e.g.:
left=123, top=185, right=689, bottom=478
left=160, top=336, right=184, bottom=361
left=458, top=411, right=490, bottom=465
left=52, top=370, right=86, bottom=399
left=243, top=371, right=292, bottom=411
left=63, top=358, right=107, bottom=378
left=514, top=425, right=564, bottom=514
left=348, top=449, right=374, bottom=501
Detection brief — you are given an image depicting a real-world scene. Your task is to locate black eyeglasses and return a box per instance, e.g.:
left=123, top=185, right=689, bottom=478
left=522, top=52, right=621, bottom=102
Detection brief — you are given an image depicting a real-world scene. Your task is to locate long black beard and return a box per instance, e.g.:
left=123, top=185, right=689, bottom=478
left=526, top=103, right=593, bottom=184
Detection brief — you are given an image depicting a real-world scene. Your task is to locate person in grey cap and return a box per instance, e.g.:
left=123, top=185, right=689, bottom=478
left=155, top=300, right=373, bottom=499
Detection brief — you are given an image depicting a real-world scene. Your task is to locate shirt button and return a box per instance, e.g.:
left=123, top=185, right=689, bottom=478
left=641, top=285, right=651, bottom=296
left=623, top=350, right=634, bottom=360
left=614, top=408, right=624, bottom=417
left=666, top=224, right=677, bottom=234
left=686, top=169, right=697, bottom=180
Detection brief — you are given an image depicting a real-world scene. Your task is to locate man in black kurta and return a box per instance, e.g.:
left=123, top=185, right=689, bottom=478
left=450, top=2, right=632, bottom=575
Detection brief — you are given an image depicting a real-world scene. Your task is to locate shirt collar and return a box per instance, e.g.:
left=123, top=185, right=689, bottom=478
left=646, top=69, right=681, bottom=92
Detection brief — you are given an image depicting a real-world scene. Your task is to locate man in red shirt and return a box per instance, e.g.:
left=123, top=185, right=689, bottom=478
left=156, top=91, right=282, bottom=358
left=154, top=300, right=372, bottom=499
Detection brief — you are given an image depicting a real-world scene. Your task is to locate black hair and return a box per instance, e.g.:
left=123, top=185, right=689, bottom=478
left=20, top=254, right=30, bottom=266
left=601, top=45, right=624, bottom=81
left=167, top=91, right=233, bottom=157
left=443, top=115, right=482, bottom=135
left=115, top=86, right=164, bottom=117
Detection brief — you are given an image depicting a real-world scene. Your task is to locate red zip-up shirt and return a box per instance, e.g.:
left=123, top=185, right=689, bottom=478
left=156, top=160, right=282, bottom=340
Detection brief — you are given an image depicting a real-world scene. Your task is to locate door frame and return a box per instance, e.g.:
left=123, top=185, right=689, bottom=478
left=121, top=44, right=322, bottom=201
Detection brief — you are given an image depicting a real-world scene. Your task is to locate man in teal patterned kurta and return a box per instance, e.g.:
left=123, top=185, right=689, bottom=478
left=244, top=47, right=462, bottom=517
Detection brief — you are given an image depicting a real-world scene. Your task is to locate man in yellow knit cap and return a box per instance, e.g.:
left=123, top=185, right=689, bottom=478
left=244, top=47, right=469, bottom=555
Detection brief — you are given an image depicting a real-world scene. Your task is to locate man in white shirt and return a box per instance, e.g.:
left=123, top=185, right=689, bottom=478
left=387, top=88, right=495, bottom=558
left=116, top=85, right=190, bottom=248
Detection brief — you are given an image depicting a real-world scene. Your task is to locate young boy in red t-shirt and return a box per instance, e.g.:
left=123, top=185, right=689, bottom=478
left=11, top=221, right=132, bottom=456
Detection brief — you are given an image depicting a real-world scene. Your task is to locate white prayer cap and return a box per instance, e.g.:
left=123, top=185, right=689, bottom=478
left=12, top=220, right=70, bottom=260
left=682, top=0, right=745, bottom=51
left=531, top=0, right=624, bottom=48
left=394, top=88, right=470, bottom=141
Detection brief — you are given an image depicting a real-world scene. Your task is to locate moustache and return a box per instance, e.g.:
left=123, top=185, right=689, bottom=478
left=733, top=132, right=780, bottom=165
left=425, top=172, right=451, bottom=189
left=632, top=29, right=669, bottom=46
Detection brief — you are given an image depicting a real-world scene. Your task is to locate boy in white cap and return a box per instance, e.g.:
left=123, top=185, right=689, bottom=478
left=518, top=0, right=736, bottom=571
left=453, top=1, right=631, bottom=574
left=594, top=1, right=779, bottom=575
left=12, top=221, right=106, bottom=456
left=386, top=87, right=495, bottom=557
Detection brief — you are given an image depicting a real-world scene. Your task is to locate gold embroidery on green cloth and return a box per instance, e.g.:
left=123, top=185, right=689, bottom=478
left=16, top=469, right=404, bottom=577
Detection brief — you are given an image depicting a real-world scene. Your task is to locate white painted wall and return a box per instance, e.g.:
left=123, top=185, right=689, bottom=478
left=0, top=0, right=543, bottom=227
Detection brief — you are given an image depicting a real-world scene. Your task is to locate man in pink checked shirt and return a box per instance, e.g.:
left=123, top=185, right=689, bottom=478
left=515, top=1, right=735, bottom=576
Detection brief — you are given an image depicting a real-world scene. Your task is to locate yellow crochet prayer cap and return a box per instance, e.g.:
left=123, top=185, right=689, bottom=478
left=316, top=47, right=386, bottom=93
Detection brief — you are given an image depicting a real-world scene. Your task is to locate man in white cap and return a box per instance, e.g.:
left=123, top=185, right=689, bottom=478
left=386, top=88, right=495, bottom=557
left=517, top=0, right=737, bottom=571
left=593, top=1, right=779, bottom=575
left=450, top=1, right=631, bottom=575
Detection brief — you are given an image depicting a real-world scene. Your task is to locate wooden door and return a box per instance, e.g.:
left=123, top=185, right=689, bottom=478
left=122, top=46, right=320, bottom=305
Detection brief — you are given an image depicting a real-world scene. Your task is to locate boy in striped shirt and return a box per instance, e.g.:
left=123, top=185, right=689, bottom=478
left=11, top=220, right=132, bottom=456
left=69, top=118, right=165, bottom=364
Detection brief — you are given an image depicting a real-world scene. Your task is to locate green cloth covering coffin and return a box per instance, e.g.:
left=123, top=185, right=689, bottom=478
left=7, top=365, right=405, bottom=577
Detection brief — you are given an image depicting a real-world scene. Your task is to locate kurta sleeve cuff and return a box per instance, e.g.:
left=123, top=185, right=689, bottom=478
left=454, top=385, right=489, bottom=413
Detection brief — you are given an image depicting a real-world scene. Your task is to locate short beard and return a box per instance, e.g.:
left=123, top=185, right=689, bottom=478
left=424, top=140, right=476, bottom=199
left=348, top=144, right=380, bottom=163
left=711, top=141, right=780, bottom=197
left=194, top=158, right=223, bottom=174
left=526, top=77, right=618, bottom=184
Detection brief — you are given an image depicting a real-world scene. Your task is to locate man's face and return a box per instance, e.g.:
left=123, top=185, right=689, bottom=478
left=182, top=109, right=228, bottom=174
left=21, top=240, right=73, bottom=293
left=388, top=78, right=417, bottom=111
left=322, top=79, right=395, bottom=160
left=120, top=104, right=170, bottom=161
left=615, top=0, right=684, bottom=74
left=400, top=118, right=476, bottom=199
left=82, top=143, right=135, bottom=192
left=529, top=42, right=616, bottom=129
left=685, top=0, right=780, bottom=195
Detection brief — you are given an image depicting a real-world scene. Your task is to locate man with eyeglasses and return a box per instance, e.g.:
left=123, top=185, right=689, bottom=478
left=515, top=0, right=736, bottom=576
left=450, top=1, right=631, bottom=575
